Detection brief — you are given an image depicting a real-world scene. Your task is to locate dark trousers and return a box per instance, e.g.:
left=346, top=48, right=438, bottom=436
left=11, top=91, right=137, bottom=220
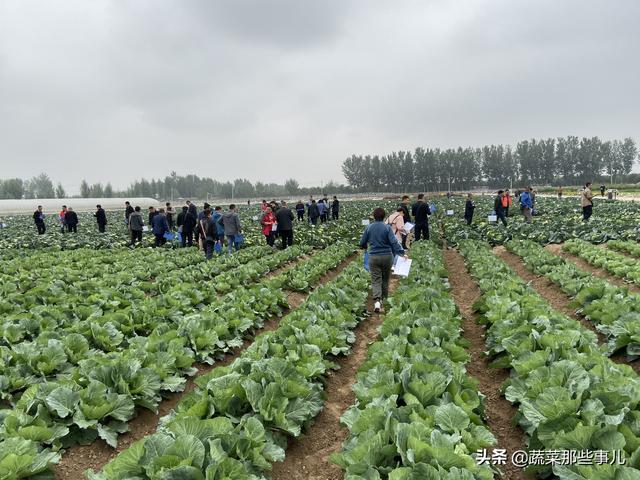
left=332, top=211, right=339, bottom=220
left=205, top=240, right=215, bottom=259
left=131, top=230, right=142, bottom=245
left=154, top=234, right=166, bottom=247
left=497, top=211, right=507, bottom=226
left=98, top=223, right=106, bottom=233
left=414, top=223, right=429, bottom=241
left=67, top=225, right=77, bottom=233
left=297, top=211, right=304, bottom=221
left=181, top=230, right=193, bottom=247
left=310, top=216, right=318, bottom=225
left=36, top=223, right=46, bottom=235
left=583, top=205, right=593, bottom=221
left=320, top=214, right=327, bottom=223
left=401, top=234, right=408, bottom=249
left=280, top=230, right=293, bottom=249
left=464, top=215, right=472, bottom=225
left=265, top=232, right=275, bottom=247
left=369, top=254, right=393, bottom=301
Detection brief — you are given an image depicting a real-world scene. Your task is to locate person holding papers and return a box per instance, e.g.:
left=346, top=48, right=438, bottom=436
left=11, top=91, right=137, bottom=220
left=359, top=207, right=406, bottom=314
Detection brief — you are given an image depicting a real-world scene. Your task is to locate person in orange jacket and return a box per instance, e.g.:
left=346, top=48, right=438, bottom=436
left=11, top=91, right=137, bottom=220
left=501, top=189, right=513, bottom=217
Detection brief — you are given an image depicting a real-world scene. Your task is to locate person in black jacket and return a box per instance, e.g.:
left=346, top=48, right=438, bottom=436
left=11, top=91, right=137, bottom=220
left=94, top=205, right=107, bottom=232
left=411, top=193, right=431, bottom=241
left=464, top=194, right=475, bottom=225
left=124, top=201, right=134, bottom=225
left=398, top=195, right=411, bottom=249
left=308, top=200, right=320, bottom=225
left=148, top=206, right=157, bottom=225
left=331, top=196, right=340, bottom=220
left=295, top=201, right=305, bottom=221
left=177, top=206, right=196, bottom=247
left=494, top=191, right=507, bottom=226
left=65, top=207, right=79, bottom=233
left=33, top=206, right=46, bottom=234
left=275, top=201, right=295, bottom=249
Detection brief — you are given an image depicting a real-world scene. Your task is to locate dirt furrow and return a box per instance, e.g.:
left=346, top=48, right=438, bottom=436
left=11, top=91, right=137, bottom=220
left=493, top=246, right=604, bottom=343
left=270, top=279, right=396, bottom=480
left=444, top=247, right=533, bottom=480
left=53, top=253, right=357, bottom=480
left=546, top=244, right=640, bottom=294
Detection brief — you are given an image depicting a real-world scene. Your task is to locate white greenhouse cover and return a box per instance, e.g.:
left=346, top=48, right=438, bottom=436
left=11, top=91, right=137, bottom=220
left=0, top=198, right=161, bottom=214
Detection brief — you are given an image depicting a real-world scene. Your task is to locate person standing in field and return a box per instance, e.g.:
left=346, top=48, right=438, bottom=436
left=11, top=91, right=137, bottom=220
left=65, top=207, right=78, bottom=233
left=464, top=193, right=475, bottom=225
left=124, top=201, right=134, bottom=226
left=411, top=193, right=431, bottom=241
left=600, top=184, right=606, bottom=197
left=331, top=196, right=340, bottom=220
left=494, top=191, right=508, bottom=226
left=128, top=206, right=144, bottom=246
left=582, top=182, right=594, bottom=221
left=212, top=206, right=225, bottom=249
left=152, top=208, right=169, bottom=247
left=177, top=205, right=196, bottom=247
left=398, top=195, right=412, bottom=249
left=386, top=207, right=406, bottom=245
left=196, top=202, right=210, bottom=248
left=33, top=206, right=46, bottom=234
left=308, top=200, right=320, bottom=225
left=360, top=207, right=406, bottom=314
left=201, top=208, right=217, bottom=259
left=261, top=200, right=269, bottom=212
left=520, top=186, right=533, bottom=222
left=317, top=199, right=327, bottom=223
left=95, top=205, right=107, bottom=232
left=148, top=206, right=157, bottom=226
left=260, top=205, right=277, bottom=247
left=221, top=204, right=242, bottom=254
left=58, top=205, right=67, bottom=233
left=165, top=202, right=175, bottom=231
left=295, top=201, right=305, bottom=221
left=557, top=186, right=563, bottom=199
left=275, top=201, right=295, bottom=249
left=502, top=189, right=513, bottom=217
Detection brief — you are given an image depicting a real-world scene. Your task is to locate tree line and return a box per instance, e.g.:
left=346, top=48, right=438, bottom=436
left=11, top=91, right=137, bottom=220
left=342, top=136, right=639, bottom=191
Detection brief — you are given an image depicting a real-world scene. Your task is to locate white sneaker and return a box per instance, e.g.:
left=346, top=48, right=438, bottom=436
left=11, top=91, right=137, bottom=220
left=374, top=301, right=381, bottom=313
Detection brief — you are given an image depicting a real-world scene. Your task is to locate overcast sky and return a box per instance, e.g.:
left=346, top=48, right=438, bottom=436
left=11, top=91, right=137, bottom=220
left=1, top=0, right=639, bottom=193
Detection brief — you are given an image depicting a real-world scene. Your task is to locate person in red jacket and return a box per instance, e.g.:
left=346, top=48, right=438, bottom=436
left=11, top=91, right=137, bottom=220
left=261, top=206, right=276, bottom=247
left=501, top=189, right=513, bottom=217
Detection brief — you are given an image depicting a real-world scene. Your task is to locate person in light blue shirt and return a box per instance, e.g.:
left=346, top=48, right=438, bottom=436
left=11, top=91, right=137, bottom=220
left=359, top=207, right=406, bottom=313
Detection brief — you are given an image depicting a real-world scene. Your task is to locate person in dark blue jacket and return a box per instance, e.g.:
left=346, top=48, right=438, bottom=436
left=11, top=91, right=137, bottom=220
left=152, top=208, right=169, bottom=247
left=359, top=207, right=406, bottom=313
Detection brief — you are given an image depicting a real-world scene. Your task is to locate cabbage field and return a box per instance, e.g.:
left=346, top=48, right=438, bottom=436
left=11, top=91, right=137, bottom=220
left=4, top=196, right=640, bottom=480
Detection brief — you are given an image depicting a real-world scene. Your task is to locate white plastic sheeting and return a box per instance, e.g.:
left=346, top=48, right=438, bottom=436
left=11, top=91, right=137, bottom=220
left=0, top=198, right=161, bottom=214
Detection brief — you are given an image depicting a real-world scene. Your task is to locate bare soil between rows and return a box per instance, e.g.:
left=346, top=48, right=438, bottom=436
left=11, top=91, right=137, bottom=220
left=444, top=248, right=533, bottom=480
left=52, top=252, right=357, bottom=480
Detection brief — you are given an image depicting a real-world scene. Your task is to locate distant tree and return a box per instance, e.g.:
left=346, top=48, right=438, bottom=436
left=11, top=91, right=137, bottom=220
left=104, top=183, right=114, bottom=198
left=89, top=183, right=104, bottom=197
left=80, top=180, right=90, bottom=198
left=0, top=178, right=24, bottom=199
left=55, top=183, right=66, bottom=199
left=284, top=178, right=299, bottom=195
left=25, top=173, right=55, bottom=199
left=620, top=138, right=638, bottom=176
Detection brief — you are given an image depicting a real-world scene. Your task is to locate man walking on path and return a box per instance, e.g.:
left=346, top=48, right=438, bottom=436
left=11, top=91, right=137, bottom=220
left=275, top=201, right=295, bottom=249
left=359, top=207, right=406, bottom=314
left=520, top=187, right=533, bottom=222
left=128, top=206, right=144, bottom=246
left=221, top=204, right=242, bottom=254
left=494, top=191, right=508, bottom=226
left=411, top=193, right=431, bottom=241
left=95, top=205, right=107, bottom=232
left=582, top=182, right=594, bottom=221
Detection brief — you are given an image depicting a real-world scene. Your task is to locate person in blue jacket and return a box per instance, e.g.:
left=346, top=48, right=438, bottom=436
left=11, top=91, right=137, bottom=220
left=519, top=186, right=533, bottom=222
left=152, top=208, right=169, bottom=247
left=212, top=206, right=225, bottom=250
left=359, top=207, right=406, bottom=314
left=317, top=199, right=327, bottom=223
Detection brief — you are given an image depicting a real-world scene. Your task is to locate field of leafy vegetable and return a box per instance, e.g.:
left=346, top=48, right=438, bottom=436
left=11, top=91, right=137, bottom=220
left=6, top=198, right=640, bottom=479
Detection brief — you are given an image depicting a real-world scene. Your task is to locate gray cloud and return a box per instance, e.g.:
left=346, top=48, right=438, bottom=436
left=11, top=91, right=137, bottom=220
left=0, top=0, right=638, bottom=193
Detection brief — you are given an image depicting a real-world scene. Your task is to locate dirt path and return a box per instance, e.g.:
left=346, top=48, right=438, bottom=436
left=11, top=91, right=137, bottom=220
left=546, top=244, right=640, bottom=294
left=53, top=253, right=358, bottom=480
left=494, top=246, right=604, bottom=343
left=270, top=279, right=397, bottom=480
left=443, top=248, right=533, bottom=480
